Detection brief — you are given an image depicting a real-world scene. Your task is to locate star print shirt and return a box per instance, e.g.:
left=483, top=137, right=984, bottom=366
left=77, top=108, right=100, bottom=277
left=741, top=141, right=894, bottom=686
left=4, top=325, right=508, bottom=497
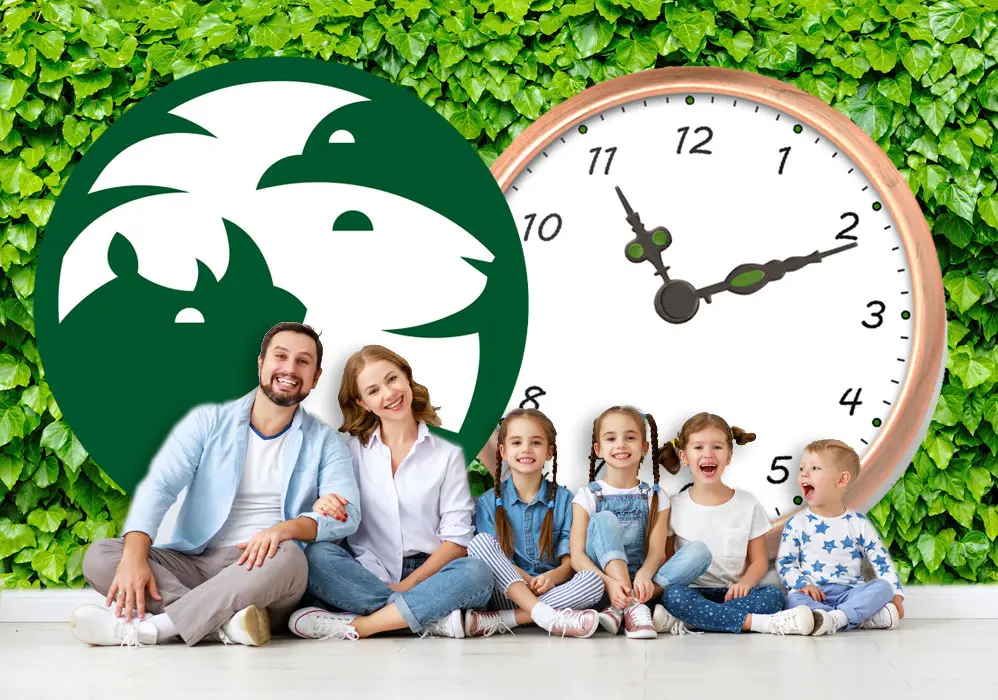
left=776, top=508, right=903, bottom=597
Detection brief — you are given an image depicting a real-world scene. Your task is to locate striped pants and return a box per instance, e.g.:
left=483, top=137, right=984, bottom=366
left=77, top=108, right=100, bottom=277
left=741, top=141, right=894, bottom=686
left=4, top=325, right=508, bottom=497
left=468, top=533, right=605, bottom=611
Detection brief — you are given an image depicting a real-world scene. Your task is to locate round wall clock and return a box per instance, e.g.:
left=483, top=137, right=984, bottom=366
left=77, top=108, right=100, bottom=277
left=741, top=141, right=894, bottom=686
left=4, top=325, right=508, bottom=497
left=488, top=67, right=945, bottom=547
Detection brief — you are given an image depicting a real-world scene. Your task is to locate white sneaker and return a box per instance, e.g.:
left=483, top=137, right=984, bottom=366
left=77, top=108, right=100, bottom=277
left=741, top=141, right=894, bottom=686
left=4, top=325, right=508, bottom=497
left=547, top=609, right=600, bottom=638
left=653, top=604, right=698, bottom=635
left=859, top=603, right=900, bottom=630
left=598, top=606, right=623, bottom=634
left=211, top=605, right=271, bottom=646
left=767, top=605, right=815, bottom=635
left=288, top=606, right=359, bottom=640
left=419, top=609, right=465, bottom=638
left=70, top=605, right=157, bottom=647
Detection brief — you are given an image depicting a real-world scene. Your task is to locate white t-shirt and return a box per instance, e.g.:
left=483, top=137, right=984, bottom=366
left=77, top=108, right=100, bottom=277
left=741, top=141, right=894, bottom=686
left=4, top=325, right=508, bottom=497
left=572, top=480, right=671, bottom=517
left=205, top=427, right=289, bottom=548
left=669, top=488, right=770, bottom=588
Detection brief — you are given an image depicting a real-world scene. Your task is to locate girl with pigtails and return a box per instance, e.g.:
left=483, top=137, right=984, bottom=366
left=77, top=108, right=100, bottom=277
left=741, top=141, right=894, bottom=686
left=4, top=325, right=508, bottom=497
left=569, top=406, right=713, bottom=639
left=655, top=412, right=815, bottom=636
left=467, top=408, right=605, bottom=638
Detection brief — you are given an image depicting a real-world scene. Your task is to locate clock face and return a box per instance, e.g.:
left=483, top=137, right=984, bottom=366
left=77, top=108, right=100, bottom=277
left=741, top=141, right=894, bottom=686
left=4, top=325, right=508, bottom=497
left=498, top=79, right=943, bottom=524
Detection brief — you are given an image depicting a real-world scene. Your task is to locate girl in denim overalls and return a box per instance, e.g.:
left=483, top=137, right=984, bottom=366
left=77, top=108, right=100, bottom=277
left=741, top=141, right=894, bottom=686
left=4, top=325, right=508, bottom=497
left=468, top=409, right=605, bottom=638
left=570, top=406, right=713, bottom=639
left=656, top=412, right=815, bottom=636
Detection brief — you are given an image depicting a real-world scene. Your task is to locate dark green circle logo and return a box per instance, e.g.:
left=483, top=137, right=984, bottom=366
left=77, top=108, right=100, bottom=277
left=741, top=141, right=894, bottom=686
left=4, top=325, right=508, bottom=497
left=36, top=58, right=526, bottom=494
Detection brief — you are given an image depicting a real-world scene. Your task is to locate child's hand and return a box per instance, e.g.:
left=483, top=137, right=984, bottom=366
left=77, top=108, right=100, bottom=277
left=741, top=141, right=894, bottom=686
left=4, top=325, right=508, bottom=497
left=632, top=573, right=655, bottom=604
left=798, top=585, right=825, bottom=602
left=313, top=494, right=349, bottom=522
left=892, top=594, right=904, bottom=619
left=530, top=574, right=555, bottom=596
left=606, top=579, right=632, bottom=610
left=724, top=582, right=752, bottom=601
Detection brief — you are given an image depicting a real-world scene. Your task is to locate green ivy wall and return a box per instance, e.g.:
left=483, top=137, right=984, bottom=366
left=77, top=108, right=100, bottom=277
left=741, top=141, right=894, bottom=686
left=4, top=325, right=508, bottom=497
left=1, top=0, right=998, bottom=589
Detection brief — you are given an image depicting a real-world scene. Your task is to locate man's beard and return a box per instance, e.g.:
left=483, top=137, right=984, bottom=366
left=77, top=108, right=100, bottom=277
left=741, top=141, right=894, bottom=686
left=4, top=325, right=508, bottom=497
left=261, top=374, right=308, bottom=407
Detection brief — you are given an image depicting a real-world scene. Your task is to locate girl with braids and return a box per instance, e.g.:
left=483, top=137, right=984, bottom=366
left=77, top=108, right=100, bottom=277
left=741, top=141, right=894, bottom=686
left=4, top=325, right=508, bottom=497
left=569, top=406, right=712, bottom=639
left=656, top=412, right=815, bottom=636
left=466, top=409, right=603, bottom=638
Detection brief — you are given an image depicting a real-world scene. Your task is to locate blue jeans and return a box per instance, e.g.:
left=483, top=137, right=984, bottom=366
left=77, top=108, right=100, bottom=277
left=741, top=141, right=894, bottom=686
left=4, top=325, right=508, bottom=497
left=786, top=580, right=894, bottom=629
left=663, top=585, right=785, bottom=633
left=304, top=542, right=493, bottom=633
left=586, top=511, right=712, bottom=596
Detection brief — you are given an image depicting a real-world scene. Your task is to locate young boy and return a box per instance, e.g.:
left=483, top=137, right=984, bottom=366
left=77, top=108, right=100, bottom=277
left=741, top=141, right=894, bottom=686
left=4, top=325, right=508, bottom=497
left=776, top=439, right=904, bottom=636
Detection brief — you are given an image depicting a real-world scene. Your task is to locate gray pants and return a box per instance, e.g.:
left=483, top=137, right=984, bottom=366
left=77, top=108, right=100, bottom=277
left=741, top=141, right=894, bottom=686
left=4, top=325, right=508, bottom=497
left=82, top=538, right=308, bottom=646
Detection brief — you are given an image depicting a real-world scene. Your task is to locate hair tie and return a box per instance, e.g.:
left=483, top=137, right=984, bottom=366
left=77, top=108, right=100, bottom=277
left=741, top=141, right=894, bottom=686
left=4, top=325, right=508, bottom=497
left=495, top=495, right=502, bottom=507
left=671, top=437, right=679, bottom=448
left=547, top=499, right=555, bottom=508
left=653, top=483, right=660, bottom=494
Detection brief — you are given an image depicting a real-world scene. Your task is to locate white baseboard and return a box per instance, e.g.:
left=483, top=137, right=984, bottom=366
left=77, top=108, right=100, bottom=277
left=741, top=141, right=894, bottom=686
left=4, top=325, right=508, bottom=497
left=2, top=585, right=998, bottom=622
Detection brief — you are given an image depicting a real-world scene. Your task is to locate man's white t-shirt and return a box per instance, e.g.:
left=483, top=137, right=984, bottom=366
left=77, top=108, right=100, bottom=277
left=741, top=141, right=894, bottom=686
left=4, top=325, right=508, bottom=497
left=669, top=488, right=771, bottom=588
left=572, top=480, right=671, bottom=517
left=205, top=427, right=289, bottom=548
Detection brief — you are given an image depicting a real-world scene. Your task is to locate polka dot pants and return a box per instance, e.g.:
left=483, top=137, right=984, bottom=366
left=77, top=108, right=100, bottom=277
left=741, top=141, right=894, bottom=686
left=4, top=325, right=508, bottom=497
left=663, top=585, right=785, bottom=633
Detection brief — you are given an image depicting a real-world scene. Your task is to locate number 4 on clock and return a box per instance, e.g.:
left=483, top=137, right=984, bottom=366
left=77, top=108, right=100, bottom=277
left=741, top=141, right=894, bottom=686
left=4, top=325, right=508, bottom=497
left=839, top=387, right=863, bottom=416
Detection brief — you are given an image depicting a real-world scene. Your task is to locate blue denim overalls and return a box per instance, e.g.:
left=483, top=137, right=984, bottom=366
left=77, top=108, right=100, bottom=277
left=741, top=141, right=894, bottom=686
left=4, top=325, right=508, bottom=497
left=586, top=481, right=651, bottom=577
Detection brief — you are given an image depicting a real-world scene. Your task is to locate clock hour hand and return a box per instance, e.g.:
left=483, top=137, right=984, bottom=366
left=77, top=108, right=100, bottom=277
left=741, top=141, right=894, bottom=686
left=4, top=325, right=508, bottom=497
left=615, top=186, right=673, bottom=281
left=697, top=241, right=859, bottom=302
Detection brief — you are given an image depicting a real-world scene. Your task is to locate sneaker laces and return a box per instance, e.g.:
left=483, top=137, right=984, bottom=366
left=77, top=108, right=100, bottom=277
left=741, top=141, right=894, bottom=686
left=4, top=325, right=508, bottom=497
left=770, top=611, right=803, bottom=636
left=418, top=617, right=453, bottom=639
left=625, top=603, right=653, bottom=628
left=115, top=620, right=148, bottom=648
left=313, top=617, right=359, bottom=641
left=666, top=619, right=700, bottom=636
left=548, top=610, right=587, bottom=638
left=474, top=614, right=515, bottom=638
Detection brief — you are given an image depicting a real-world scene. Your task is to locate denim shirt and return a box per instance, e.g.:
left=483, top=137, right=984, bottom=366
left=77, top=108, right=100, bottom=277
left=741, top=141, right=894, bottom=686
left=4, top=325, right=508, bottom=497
left=475, top=478, right=573, bottom=577
left=123, top=389, right=361, bottom=553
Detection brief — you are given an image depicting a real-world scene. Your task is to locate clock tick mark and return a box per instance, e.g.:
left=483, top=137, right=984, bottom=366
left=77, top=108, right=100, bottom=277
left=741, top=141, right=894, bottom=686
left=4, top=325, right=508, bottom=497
left=814, top=138, right=820, bottom=143
left=754, top=105, right=759, bottom=113
left=883, top=401, right=891, bottom=406
left=599, top=115, right=605, bottom=121
left=526, top=167, right=533, bottom=173
left=832, top=152, right=838, bottom=158
left=711, top=96, right=715, bottom=103
left=666, top=97, right=670, bottom=103
left=560, top=137, right=566, bottom=144
left=884, top=225, right=891, bottom=230
left=621, top=106, right=626, bottom=113
left=848, top=168, right=854, bottom=174
left=643, top=100, right=647, bottom=107
left=897, top=358, right=905, bottom=363
left=901, top=335, right=909, bottom=340
left=897, top=269, right=905, bottom=273
left=860, top=439, right=869, bottom=446
left=511, top=185, right=519, bottom=191
left=892, top=379, right=900, bottom=385
left=775, top=507, right=780, bottom=516
left=862, top=186, right=869, bottom=191
left=892, top=246, right=900, bottom=251
left=542, top=151, right=549, bottom=158
left=901, top=291, right=909, bottom=295
left=733, top=99, right=738, bottom=107
left=775, top=113, right=780, bottom=120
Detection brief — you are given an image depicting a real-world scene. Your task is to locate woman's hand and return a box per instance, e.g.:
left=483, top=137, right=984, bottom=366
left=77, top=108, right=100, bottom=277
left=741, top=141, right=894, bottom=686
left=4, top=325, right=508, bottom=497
left=313, top=493, right=350, bottom=522
left=632, top=572, right=655, bottom=604
left=724, top=581, right=753, bottom=601
left=529, top=574, right=555, bottom=596
left=106, top=557, right=161, bottom=621
left=797, top=585, right=825, bottom=602
left=606, top=578, right=632, bottom=610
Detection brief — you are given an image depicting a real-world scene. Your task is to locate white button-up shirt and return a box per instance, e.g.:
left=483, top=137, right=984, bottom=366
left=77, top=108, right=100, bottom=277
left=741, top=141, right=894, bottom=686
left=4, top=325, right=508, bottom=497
left=345, top=422, right=475, bottom=584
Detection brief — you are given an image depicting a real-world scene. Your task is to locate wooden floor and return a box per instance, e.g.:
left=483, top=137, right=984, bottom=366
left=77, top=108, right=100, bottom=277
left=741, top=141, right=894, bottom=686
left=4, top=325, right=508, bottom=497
left=2, top=620, right=995, bottom=698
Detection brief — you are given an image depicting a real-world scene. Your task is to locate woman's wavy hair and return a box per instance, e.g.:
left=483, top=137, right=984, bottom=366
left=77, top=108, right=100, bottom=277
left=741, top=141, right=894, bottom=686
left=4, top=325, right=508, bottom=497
left=338, top=345, right=440, bottom=446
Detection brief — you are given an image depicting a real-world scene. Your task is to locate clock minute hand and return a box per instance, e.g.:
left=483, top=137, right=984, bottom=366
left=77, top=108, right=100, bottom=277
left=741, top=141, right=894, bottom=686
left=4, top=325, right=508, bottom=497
left=696, top=241, right=859, bottom=302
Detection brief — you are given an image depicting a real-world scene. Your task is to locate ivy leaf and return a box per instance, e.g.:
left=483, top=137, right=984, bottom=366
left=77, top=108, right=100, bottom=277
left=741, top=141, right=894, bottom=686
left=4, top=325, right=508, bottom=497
left=27, top=506, right=67, bottom=533
left=977, top=70, right=998, bottom=111
left=665, top=6, right=715, bottom=54
left=935, top=213, right=974, bottom=249
left=0, top=78, right=29, bottom=110
left=494, top=0, right=531, bottom=22
left=980, top=505, right=998, bottom=540
left=33, top=456, right=60, bottom=489
left=967, top=466, right=993, bottom=502
left=386, top=23, right=431, bottom=64
left=933, top=383, right=967, bottom=426
left=0, top=352, right=31, bottom=391
left=951, top=351, right=997, bottom=391
left=924, top=432, right=957, bottom=470
left=888, top=471, right=922, bottom=522
left=928, top=1, right=979, bottom=44
left=0, top=519, right=35, bottom=559
left=568, top=14, right=615, bottom=59
left=950, top=44, right=984, bottom=77
left=878, top=72, right=912, bottom=105
left=944, top=270, right=989, bottom=314
left=979, top=196, right=998, bottom=230
left=899, top=40, right=933, bottom=79
left=0, top=453, right=23, bottom=490
left=913, top=93, right=951, bottom=136
left=613, top=38, right=658, bottom=72
left=719, top=30, right=754, bottom=63
left=511, top=84, right=544, bottom=120
left=31, top=31, right=66, bottom=62
left=944, top=495, right=976, bottom=529
left=756, top=32, right=797, bottom=71
left=917, top=532, right=946, bottom=572
left=845, top=84, right=894, bottom=141
left=862, top=39, right=898, bottom=72
left=249, top=12, right=291, bottom=50
left=31, top=548, right=66, bottom=581
left=446, top=104, right=485, bottom=140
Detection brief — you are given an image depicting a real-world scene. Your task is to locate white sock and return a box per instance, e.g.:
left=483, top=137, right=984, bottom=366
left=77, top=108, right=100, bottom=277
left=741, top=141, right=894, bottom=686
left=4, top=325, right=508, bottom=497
left=831, top=610, right=849, bottom=629
left=749, top=613, right=773, bottom=633
left=147, top=613, right=179, bottom=641
left=529, top=602, right=557, bottom=630
left=499, top=609, right=519, bottom=628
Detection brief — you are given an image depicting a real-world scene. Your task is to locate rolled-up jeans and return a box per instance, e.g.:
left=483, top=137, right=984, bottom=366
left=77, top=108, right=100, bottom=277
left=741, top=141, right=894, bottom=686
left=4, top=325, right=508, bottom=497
left=304, top=541, right=493, bottom=633
left=585, top=510, right=712, bottom=596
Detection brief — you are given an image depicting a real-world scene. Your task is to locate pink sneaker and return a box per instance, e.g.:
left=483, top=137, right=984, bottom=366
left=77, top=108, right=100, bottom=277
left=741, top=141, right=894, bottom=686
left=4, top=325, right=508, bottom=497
left=623, top=602, right=657, bottom=639
left=598, top=606, right=623, bottom=634
left=464, top=610, right=514, bottom=637
left=548, top=609, right=599, bottom=638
